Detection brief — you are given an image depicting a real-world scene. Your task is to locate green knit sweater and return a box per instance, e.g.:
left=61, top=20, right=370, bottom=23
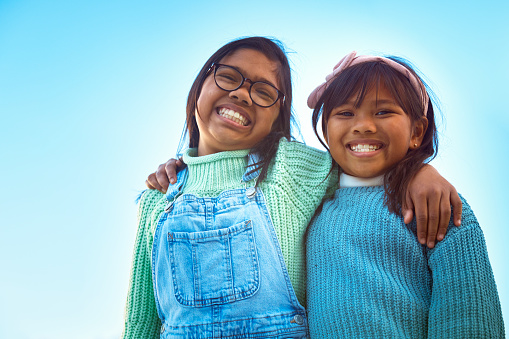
left=122, top=139, right=337, bottom=339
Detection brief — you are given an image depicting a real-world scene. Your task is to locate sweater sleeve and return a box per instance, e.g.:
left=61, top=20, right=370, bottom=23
left=272, top=139, right=338, bottom=205
left=122, top=190, right=164, bottom=339
left=427, top=198, right=505, bottom=338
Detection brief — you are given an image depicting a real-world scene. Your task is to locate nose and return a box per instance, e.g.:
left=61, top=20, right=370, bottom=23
left=353, top=115, right=376, bottom=134
left=229, top=83, right=252, bottom=106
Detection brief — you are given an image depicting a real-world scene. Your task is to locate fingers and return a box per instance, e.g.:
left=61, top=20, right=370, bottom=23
left=434, top=185, right=462, bottom=242
left=402, top=191, right=414, bottom=225
left=155, top=163, right=170, bottom=193
left=145, top=179, right=156, bottom=190
left=165, top=159, right=179, bottom=186
left=413, top=191, right=429, bottom=246
left=145, top=158, right=183, bottom=194
left=450, top=188, right=463, bottom=227
left=425, top=189, right=441, bottom=248
left=414, top=188, right=459, bottom=248
left=406, top=164, right=460, bottom=248
left=146, top=172, right=164, bottom=192
left=176, top=157, right=184, bottom=168
left=436, top=191, right=452, bottom=241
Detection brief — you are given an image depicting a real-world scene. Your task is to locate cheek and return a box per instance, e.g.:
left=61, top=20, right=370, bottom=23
left=196, top=77, right=216, bottom=109
left=267, top=108, right=281, bottom=131
left=196, top=90, right=209, bottom=112
left=325, top=120, right=344, bottom=143
left=324, top=123, right=332, bottom=145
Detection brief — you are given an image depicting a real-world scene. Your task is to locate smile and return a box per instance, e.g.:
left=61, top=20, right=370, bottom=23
left=349, top=144, right=382, bottom=152
left=217, top=107, right=249, bottom=126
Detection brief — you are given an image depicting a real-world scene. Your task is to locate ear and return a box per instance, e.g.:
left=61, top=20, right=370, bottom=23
left=409, top=116, right=428, bottom=149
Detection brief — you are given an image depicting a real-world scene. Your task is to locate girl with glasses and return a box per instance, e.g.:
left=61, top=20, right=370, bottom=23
left=123, top=37, right=461, bottom=338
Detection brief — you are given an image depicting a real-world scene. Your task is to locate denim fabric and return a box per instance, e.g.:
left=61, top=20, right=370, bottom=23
left=152, top=166, right=308, bottom=338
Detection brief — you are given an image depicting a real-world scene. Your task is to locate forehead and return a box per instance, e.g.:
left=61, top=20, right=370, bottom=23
left=362, top=83, right=396, bottom=101
left=344, top=81, right=399, bottom=107
left=219, top=48, right=280, bottom=86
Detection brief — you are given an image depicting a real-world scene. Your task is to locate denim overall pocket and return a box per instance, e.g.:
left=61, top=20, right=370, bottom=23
left=167, top=220, right=260, bottom=307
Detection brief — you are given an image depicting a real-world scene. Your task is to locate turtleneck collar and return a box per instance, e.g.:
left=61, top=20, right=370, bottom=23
left=339, top=173, right=384, bottom=188
left=181, top=148, right=250, bottom=196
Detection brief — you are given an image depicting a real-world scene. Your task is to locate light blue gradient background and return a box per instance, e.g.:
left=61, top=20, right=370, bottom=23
left=1, top=1, right=507, bottom=338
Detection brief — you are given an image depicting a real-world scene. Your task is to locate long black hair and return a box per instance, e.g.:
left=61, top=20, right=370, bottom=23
left=312, top=58, right=438, bottom=214
left=178, top=36, right=296, bottom=184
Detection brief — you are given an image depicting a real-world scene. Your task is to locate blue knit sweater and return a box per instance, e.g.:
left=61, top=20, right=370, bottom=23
left=306, top=185, right=505, bottom=338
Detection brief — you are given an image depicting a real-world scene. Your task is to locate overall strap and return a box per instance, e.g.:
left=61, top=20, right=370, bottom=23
left=165, top=151, right=259, bottom=210
left=164, top=167, right=188, bottom=212
left=242, top=153, right=262, bottom=183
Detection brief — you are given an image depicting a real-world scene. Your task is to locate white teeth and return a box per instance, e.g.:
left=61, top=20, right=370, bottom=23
left=350, top=144, right=381, bottom=152
left=218, top=108, right=248, bottom=126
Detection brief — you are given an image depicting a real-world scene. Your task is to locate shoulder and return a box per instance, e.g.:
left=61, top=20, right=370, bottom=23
left=442, top=194, right=479, bottom=238
left=456, top=194, right=477, bottom=229
left=276, top=138, right=331, bottom=164
left=267, top=138, right=337, bottom=192
left=138, top=189, right=165, bottom=211
left=274, top=138, right=334, bottom=178
left=137, top=189, right=166, bottom=231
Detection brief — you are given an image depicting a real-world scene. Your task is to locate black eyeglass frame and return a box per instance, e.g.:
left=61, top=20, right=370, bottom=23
left=211, top=63, right=285, bottom=108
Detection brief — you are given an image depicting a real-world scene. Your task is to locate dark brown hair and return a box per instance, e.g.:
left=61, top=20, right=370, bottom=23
left=312, top=58, right=438, bottom=214
left=177, top=36, right=296, bottom=184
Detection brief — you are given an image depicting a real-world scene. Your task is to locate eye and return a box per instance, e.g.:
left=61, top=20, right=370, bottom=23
left=252, top=83, right=278, bottom=101
left=215, top=66, right=242, bottom=84
left=333, top=111, right=354, bottom=117
left=216, top=73, right=238, bottom=83
left=375, top=110, right=393, bottom=116
left=255, top=88, right=274, bottom=100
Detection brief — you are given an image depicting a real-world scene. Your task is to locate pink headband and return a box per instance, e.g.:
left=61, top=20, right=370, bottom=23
left=307, top=51, right=429, bottom=116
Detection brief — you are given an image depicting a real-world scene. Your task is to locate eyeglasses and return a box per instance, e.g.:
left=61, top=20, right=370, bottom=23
left=212, top=64, right=285, bottom=108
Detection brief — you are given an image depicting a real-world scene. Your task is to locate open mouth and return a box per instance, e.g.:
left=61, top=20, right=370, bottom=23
left=348, top=143, right=382, bottom=152
left=217, top=107, right=250, bottom=126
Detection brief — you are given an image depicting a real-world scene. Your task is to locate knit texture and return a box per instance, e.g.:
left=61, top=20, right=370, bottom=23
left=182, top=148, right=251, bottom=196
left=122, top=138, right=337, bottom=338
left=122, top=189, right=165, bottom=339
left=307, top=186, right=505, bottom=338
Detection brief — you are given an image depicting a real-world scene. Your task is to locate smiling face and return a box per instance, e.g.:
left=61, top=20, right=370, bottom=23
left=325, top=84, right=426, bottom=178
left=195, top=48, right=281, bottom=156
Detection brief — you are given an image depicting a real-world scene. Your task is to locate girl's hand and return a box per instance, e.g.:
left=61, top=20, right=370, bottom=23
left=145, top=158, right=184, bottom=194
left=402, top=164, right=462, bottom=248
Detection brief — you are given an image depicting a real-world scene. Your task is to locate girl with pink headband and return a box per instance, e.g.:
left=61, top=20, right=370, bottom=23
left=306, top=51, right=504, bottom=337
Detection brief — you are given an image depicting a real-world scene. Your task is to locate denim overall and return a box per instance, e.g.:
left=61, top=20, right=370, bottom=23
left=152, top=156, right=309, bottom=338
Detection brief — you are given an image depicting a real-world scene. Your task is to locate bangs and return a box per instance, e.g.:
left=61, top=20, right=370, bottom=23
left=321, top=61, right=424, bottom=126
left=311, top=56, right=438, bottom=215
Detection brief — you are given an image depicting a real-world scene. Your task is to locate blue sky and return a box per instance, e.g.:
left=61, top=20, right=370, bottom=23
left=1, top=1, right=507, bottom=337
